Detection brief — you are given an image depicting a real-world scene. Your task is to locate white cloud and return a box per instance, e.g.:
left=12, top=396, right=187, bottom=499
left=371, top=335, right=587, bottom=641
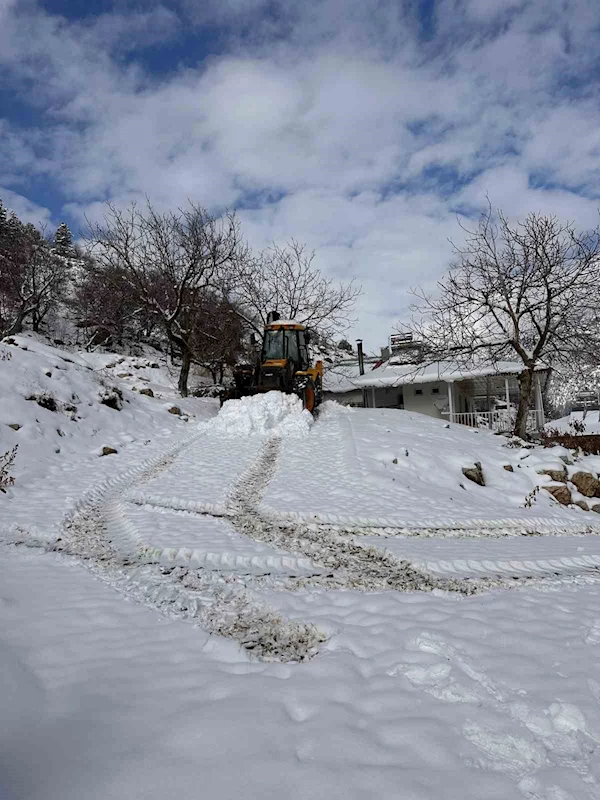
left=0, top=186, right=52, bottom=227
left=2, top=0, right=600, bottom=348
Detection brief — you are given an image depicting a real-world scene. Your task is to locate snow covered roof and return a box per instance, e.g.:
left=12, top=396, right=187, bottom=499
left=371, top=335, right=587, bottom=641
left=353, top=359, right=548, bottom=389
left=265, top=319, right=304, bottom=328
left=323, top=358, right=381, bottom=393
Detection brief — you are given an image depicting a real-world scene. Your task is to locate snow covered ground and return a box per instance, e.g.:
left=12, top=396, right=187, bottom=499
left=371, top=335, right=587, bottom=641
left=4, top=349, right=600, bottom=800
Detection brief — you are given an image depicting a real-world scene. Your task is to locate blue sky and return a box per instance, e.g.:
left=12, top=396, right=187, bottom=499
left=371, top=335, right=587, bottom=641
left=1, top=0, right=600, bottom=347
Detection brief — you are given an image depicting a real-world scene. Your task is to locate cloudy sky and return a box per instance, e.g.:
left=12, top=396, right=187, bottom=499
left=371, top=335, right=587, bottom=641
left=1, top=0, right=599, bottom=348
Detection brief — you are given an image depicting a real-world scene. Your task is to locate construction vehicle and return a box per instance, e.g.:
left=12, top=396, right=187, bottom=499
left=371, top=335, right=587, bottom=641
left=223, top=312, right=323, bottom=413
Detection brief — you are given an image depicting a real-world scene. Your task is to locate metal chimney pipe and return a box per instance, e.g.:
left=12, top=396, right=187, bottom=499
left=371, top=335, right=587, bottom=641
left=356, top=339, right=365, bottom=375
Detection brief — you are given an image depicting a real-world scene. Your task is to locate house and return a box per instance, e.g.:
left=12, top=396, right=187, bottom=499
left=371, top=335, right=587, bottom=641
left=330, top=333, right=549, bottom=432
left=322, top=354, right=382, bottom=406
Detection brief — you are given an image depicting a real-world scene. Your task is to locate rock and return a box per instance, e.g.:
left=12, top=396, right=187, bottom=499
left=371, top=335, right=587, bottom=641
left=117, top=372, right=131, bottom=378
left=570, top=471, right=600, bottom=498
left=7, top=423, right=21, bottom=431
left=138, top=387, right=154, bottom=397
left=392, top=458, right=398, bottom=464
left=503, top=464, right=514, bottom=472
left=573, top=499, right=589, bottom=511
left=462, top=462, right=485, bottom=486
left=592, top=505, right=600, bottom=514
left=168, top=405, right=182, bottom=416
left=537, top=468, right=567, bottom=482
left=101, top=446, right=118, bottom=456
left=544, top=484, right=572, bottom=506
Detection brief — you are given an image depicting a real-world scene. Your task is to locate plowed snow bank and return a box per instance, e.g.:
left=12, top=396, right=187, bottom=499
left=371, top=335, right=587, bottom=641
left=211, top=391, right=313, bottom=437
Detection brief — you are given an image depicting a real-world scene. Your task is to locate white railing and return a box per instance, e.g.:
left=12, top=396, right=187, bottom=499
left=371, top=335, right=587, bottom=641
left=444, top=409, right=540, bottom=432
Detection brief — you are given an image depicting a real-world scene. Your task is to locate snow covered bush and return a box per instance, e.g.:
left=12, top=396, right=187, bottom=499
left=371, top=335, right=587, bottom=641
left=98, top=384, right=123, bottom=410
left=0, top=445, right=18, bottom=492
left=26, top=390, right=58, bottom=412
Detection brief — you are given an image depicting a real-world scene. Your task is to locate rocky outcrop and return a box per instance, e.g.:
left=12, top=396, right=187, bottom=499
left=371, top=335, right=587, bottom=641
left=544, top=484, right=572, bottom=506
left=570, top=471, right=600, bottom=498
left=573, top=500, right=590, bottom=511
left=462, top=462, right=485, bottom=486
left=537, top=468, right=567, bottom=483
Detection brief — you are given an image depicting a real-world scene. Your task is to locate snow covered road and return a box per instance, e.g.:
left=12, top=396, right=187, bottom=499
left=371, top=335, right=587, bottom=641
left=5, top=391, right=600, bottom=798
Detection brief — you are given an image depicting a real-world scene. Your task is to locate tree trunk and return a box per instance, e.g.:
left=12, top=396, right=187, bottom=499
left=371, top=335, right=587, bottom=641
left=178, top=348, right=192, bottom=397
left=5, top=308, right=28, bottom=337
left=515, top=367, right=534, bottom=439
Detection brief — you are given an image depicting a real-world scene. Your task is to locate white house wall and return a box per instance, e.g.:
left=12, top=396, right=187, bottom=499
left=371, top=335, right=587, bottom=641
left=370, top=386, right=403, bottom=408
left=324, top=389, right=364, bottom=407
left=402, top=382, right=449, bottom=418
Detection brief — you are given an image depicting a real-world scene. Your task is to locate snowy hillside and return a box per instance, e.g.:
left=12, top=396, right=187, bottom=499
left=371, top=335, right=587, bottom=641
left=4, top=366, right=600, bottom=799
left=0, top=334, right=217, bottom=527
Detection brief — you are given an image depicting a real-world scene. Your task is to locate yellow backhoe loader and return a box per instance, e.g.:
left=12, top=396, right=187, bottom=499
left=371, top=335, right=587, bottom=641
left=223, top=313, right=323, bottom=413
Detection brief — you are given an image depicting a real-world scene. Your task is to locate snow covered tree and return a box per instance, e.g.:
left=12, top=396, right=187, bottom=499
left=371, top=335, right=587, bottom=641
left=53, top=222, right=74, bottom=257
left=409, top=205, right=600, bottom=438
left=234, top=240, right=360, bottom=342
left=85, top=201, right=246, bottom=395
left=0, top=201, right=70, bottom=337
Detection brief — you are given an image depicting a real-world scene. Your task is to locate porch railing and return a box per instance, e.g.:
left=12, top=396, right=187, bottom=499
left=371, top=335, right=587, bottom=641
left=444, top=409, right=540, bottom=432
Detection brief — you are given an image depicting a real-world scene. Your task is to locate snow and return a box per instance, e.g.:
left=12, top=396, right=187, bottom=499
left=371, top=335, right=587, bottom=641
left=548, top=412, right=600, bottom=435
left=4, top=340, right=600, bottom=799
left=210, top=390, right=313, bottom=437
left=262, top=404, right=600, bottom=529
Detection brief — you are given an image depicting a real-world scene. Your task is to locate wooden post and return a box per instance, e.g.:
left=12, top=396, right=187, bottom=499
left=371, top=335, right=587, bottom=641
left=371, top=386, right=376, bottom=408
left=486, top=375, right=492, bottom=429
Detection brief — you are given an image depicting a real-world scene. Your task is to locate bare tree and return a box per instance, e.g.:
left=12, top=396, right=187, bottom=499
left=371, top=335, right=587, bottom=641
left=85, top=201, right=246, bottom=396
left=0, top=201, right=70, bottom=337
left=187, top=293, right=247, bottom=385
left=70, top=256, right=148, bottom=349
left=410, top=205, right=600, bottom=438
left=235, top=240, right=360, bottom=341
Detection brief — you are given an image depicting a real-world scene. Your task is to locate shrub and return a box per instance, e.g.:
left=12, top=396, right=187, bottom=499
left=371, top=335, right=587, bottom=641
left=540, top=426, right=600, bottom=455
left=0, top=445, right=18, bottom=493
left=98, top=384, right=123, bottom=410
left=26, top=391, right=58, bottom=412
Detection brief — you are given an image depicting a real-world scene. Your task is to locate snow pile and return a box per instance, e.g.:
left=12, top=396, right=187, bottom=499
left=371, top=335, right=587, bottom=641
left=211, top=391, right=313, bottom=438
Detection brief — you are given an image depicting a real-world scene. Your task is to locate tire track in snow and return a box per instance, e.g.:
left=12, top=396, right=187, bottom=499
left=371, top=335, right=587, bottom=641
left=224, top=436, right=489, bottom=596
left=51, top=429, right=326, bottom=662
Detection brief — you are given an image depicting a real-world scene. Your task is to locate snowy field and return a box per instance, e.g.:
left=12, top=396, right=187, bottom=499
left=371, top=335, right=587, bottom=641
left=4, top=338, right=600, bottom=799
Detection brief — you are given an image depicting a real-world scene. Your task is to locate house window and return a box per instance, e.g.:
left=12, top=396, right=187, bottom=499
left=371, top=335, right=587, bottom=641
left=415, top=388, right=423, bottom=395
left=432, top=387, right=440, bottom=394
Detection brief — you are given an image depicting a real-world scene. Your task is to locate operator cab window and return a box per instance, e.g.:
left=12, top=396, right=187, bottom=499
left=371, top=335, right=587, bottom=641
left=297, top=331, right=310, bottom=370
left=263, top=329, right=284, bottom=360
left=286, top=330, right=300, bottom=364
